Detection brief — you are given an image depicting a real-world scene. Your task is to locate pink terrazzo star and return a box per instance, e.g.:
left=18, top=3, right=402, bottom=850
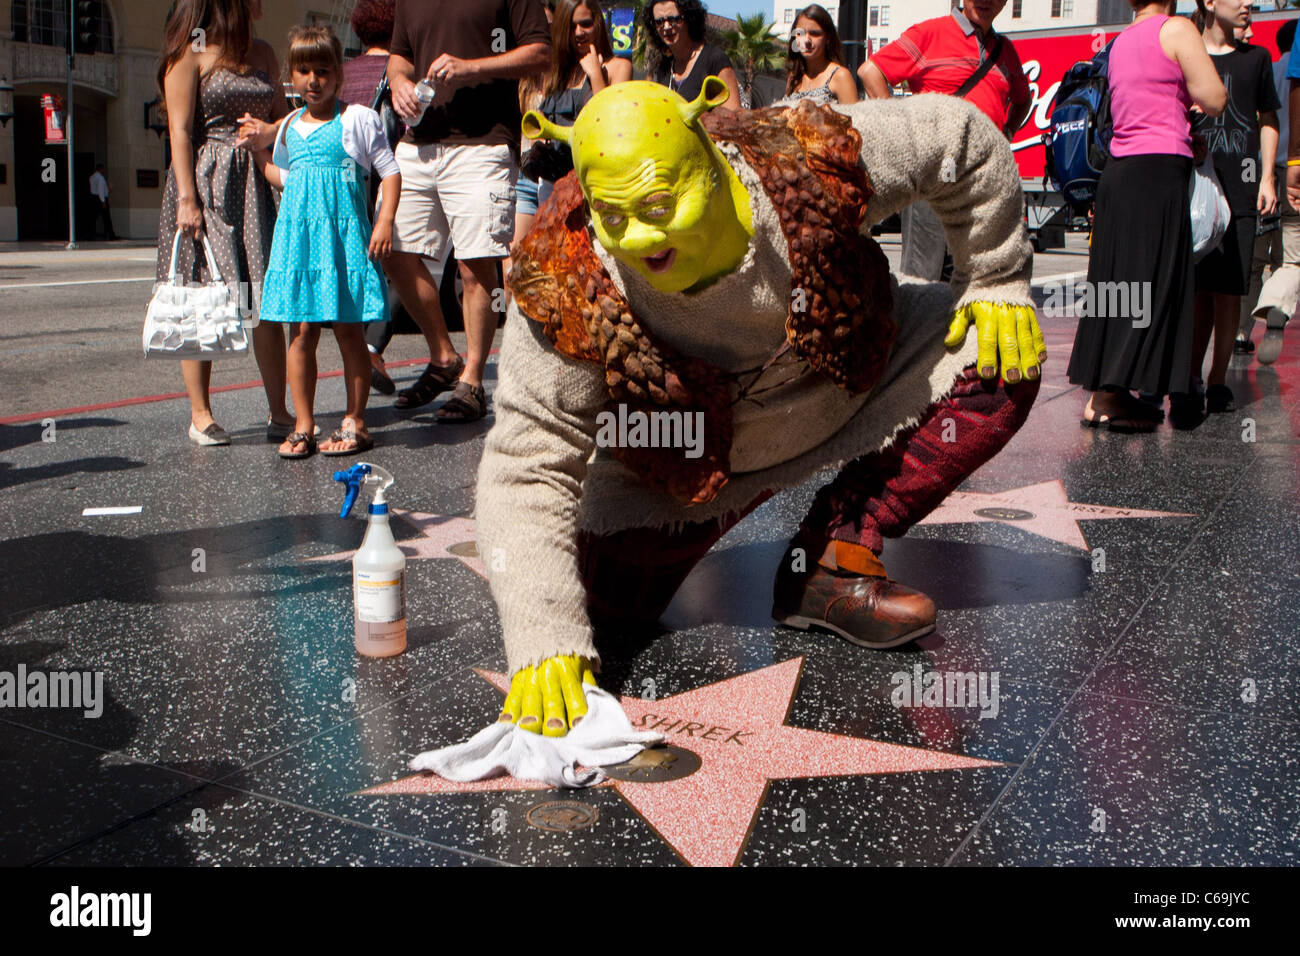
left=310, top=509, right=485, bottom=578
left=917, top=479, right=1193, bottom=551
left=364, top=658, right=999, bottom=866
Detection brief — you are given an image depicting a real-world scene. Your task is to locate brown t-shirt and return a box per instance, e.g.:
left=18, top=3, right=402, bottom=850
left=390, top=0, right=550, bottom=147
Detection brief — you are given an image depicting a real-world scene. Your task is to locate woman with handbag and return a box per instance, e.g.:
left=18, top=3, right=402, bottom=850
left=1188, top=0, right=1279, bottom=416
left=1066, top=0, right=1226, bottom=432
left=156, top=0, right=292, bottom=446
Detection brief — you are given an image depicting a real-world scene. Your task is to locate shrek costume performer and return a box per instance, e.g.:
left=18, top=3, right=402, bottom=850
left=480, top=79, right=1045, bottom=737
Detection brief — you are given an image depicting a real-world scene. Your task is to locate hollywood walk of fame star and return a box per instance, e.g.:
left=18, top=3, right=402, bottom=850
left=917, top=479, right=1193, bottom=551
left=310, top=509, right=485, bottom=578
left=363, top=658, right=1000, bottom=867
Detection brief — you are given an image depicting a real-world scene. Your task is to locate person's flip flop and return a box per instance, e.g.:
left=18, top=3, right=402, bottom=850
left=268, top=419, right=321, bottom=443
left=320, top=423, right=374, bottom=456
left=278, top=431, right=318, bottom=459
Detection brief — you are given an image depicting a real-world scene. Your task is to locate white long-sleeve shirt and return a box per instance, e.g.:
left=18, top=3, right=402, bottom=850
left=271, top=104, right=401, bottom=181
left=89, top=171, right=109, bottom=202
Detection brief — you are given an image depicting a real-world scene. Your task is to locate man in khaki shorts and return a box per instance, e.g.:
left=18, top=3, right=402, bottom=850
left=386, top=0, right=550, bottom=421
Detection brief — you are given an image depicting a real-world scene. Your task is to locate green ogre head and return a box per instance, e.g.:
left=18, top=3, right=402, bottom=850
left=522, top=77, right=752, bottom=294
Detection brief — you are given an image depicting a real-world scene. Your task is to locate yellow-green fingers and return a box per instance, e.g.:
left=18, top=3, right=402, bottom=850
left=505, top=654, right=598, bottom=738
left=995, top=304, right=1021, bottom=383
left=519, top=669, right=544, bottom=735
left=1015, top=307, right=1039, bottom=380
left=541, top=658, right=567, bottom=737
left=1030, top=311, right=1048, bottom=365
left=944, top=304, right=972, bottom=350
left=500, top=669, right=527, bottom=724
left=557, top=655, right=589, bottom=726
left=975, top=302, right=999, bottom=379
left=951, top=301, right=1047, bottom=382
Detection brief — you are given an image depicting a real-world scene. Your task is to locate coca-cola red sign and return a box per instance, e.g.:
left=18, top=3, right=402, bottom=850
left=1007, top=17, right=1286, bottom=181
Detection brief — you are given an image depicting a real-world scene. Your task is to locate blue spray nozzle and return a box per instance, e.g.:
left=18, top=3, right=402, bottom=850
left=332, top=464, right=372, bottom=518
left=332, top=462, right=395, bottom=518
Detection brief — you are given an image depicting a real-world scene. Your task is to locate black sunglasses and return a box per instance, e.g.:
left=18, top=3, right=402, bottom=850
left=653, top=15, right=684, bottom=28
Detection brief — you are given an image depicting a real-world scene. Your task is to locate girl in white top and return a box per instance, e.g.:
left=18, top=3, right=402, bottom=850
left=252, top=26, right=401, bottom=459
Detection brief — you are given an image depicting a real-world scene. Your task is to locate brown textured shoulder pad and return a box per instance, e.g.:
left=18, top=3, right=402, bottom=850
left=703, top=101, right=897, bottom=394
left=508, top=174, right=604, bottom=362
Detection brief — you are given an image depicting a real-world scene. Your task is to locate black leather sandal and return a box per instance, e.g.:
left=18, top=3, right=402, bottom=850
left=435, top=381, right=487, bottom=423
left=394, top=357, right=465, bottom=409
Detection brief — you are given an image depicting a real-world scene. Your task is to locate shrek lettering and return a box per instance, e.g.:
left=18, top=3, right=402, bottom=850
left=632, top=712, right=753, bottom=745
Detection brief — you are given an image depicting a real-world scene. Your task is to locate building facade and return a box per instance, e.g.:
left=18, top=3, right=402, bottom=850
left=0, top=0, right=336, bottom=242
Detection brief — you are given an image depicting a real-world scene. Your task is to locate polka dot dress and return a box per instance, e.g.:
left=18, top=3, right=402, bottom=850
left=258, top=104, right=387, bottom=324
left=155, top=68, right=280, bottom=320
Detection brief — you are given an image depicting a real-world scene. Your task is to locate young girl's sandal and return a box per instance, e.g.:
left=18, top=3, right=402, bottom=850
left=278, top=432, right=318, bottom=459
left=320, top=422, right=374, bottom=456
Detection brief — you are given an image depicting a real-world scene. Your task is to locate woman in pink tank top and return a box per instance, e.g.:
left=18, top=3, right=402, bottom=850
left=1067, top=1, right=1226, bottom=431
left=1107, top=15, right=1193, bottom=159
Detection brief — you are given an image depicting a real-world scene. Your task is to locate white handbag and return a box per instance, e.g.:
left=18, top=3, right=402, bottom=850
left=143, top=231, right=253, bottom=359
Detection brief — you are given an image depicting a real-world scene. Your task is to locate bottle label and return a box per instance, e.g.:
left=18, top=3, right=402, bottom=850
left=355, top=570, right=405, bottom=624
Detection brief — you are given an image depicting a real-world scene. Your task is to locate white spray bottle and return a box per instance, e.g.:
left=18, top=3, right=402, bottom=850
left=333, top=463, right=407, bottom=658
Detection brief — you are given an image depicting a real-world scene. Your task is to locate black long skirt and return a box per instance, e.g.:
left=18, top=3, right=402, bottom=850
left=1066, top=154, right=1195, bottom=396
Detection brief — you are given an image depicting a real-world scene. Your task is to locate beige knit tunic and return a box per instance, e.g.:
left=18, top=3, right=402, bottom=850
left=477, top=94, right=1034, bottom=673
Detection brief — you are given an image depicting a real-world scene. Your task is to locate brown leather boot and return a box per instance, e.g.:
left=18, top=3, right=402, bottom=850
left=771, top=538, right=936, bottom=649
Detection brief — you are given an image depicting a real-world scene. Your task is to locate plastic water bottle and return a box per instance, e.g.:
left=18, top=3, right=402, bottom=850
left=410, top=79, right=436, bottom=127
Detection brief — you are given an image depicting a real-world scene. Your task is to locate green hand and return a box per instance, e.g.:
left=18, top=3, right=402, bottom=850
left=944, top=301, right=1047, bottom=383
left=499, top=653, right=597, bottom=738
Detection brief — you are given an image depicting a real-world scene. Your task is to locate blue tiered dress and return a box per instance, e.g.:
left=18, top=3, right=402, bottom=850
left=262, top=103, right=387, bottom=324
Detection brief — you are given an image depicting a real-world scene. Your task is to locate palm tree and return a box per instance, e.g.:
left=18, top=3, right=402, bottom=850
left=721, top=13, right=786, bottom=108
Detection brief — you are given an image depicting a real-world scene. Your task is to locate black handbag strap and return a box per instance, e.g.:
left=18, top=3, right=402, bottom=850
left=369, top=72, right=389, bottom=112
left=368, top=70, right=405, bottom=151
left=955, top=34, right=1004, bottom=99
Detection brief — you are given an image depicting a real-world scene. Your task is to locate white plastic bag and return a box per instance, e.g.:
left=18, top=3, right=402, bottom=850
left=1189, top=156, right=1231, bottom=263
left=142, top=231, right=251, bottom=359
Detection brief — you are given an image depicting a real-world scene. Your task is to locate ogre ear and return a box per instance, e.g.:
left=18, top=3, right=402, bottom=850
left=522, top=110, right=572, bottom=144
left=679, top=75, right=730, bottom=127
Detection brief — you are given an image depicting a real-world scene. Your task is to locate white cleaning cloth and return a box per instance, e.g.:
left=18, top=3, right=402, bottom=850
left=408, top=687, right=663, bottom=788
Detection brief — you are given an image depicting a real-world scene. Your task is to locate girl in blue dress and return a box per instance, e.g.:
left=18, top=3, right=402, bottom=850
left=253, top=25, right=401, bottom=458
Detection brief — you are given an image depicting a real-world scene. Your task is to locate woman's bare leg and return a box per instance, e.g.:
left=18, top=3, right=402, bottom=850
left=181, top=359, right=216, bottom=430
left=252, top=321, right=291, bottom=424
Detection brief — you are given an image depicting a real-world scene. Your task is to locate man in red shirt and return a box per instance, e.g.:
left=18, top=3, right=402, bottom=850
left=860, top=1, right=1031, bottom=280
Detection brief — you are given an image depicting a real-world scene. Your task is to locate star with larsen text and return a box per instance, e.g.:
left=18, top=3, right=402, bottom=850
left=918, top=479, right=1193, bottom=551
left=364, top=658, right=1000, bottom=866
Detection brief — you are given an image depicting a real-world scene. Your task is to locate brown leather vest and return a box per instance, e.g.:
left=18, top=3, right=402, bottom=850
left=508, top=100, right=896, bottom=506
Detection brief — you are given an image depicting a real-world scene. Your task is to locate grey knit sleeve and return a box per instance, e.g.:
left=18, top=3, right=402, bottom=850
left=841, top=93, right=1034, bottom=310
left=475, top=306, right=608, bottom=674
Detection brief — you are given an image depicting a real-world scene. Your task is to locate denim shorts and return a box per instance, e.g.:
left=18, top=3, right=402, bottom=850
left=516, top=175, right=540, bottom=216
